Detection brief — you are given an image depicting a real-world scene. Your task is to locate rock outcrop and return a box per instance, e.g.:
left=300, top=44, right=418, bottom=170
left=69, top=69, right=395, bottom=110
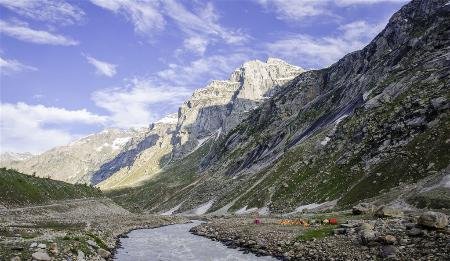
left=171, top=58, right=304, bottom=158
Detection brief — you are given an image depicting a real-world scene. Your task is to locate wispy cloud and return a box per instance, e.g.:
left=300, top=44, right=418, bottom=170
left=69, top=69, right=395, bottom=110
left=0, top=56, right=37, bottom=75
left=85, top=55, right=117, bottom=77
left=257, top=0, right=407, bottom=21
left=157, top=53, right=250, bottom=86
left=91, top=78, right=191, bottom=128
left=90, top=0, right=248, bottom=55
left=266, top=20, right=386, bottom=68
left=0, top=102, right=106, bottom=153
left=90, top=0, right=165, bottom=36
left=257, top=0, right=330, bottom=21
left=0, top=0, right=85, bottom=25
left=162, top=0, right=248, bottom=48
left=0, top=20, right=79, bottom=46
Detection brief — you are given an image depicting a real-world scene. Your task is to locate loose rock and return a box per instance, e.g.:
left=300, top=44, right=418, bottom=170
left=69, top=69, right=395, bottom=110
left=375, top=206, right=403, bottom=218
left=418, top=211, right=449, bottom=229
left=31, top=252, right=51, bottom=261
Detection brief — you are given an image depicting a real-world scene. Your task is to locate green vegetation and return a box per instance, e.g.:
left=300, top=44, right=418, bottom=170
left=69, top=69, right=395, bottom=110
left=107, top=140, right=213, bottom=212
left=0, top=168, right=102, bottom=207
left=295, top=225, right=338, bottom=241
left=407, top=188, right=450, bottom=210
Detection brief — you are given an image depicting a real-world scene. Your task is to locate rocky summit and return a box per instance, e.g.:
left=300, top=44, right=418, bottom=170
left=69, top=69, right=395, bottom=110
left=0, top=0, right=449, bottom=260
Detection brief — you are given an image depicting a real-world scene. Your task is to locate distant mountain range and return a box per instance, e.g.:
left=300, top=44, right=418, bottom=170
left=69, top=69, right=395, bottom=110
left=2, top=0, right=449, bottom=215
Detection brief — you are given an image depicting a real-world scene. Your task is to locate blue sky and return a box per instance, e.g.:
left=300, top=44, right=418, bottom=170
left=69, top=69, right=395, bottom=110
left=0, top=0, right=407, bottom=153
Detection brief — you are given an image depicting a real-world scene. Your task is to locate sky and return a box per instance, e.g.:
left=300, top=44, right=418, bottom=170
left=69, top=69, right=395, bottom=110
left=0, top=0, right=408, bottom=153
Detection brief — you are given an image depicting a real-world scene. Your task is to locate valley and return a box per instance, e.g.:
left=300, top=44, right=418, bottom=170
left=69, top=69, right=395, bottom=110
left=0, top=0, right=449, bottom=260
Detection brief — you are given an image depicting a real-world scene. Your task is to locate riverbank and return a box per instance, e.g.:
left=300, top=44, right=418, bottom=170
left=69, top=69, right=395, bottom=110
left=0, top=197, right=188, bottom=260
left=190, top=208, right=449, bottom=260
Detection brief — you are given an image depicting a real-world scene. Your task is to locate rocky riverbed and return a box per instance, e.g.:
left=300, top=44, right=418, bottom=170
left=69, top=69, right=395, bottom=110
left=190, top=206, right=450, bottom=260
left=0, top=198, right=188, bottom=261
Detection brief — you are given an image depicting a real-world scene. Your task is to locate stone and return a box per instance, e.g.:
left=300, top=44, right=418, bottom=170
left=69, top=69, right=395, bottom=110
left=431, top=97, right=448, bottom=110
left=380, top=245, right=397, bottom=258
left=97, top=248, right=111, bottom=258
left=375, top=206, right=403, bottom=218
left=37, top=243, right=46, bottom=249
left=383, top=235, right=397, bottom=244
left=407, top=228, right=423, bottom=237
left=31, top=252, right=51, bottom=261
left=87, top=239, right=99, bottom=248
left=77, top=250, right=86, bottom=261
left=10, top=257, right=21, bottom=261
left=334, top=228, right=347, bottom=235
left=360, top=223, right=375, bottom=231
left=418, top=211, right=449, bottom=229
left=352, top=203, right=375, bottom=215
left=30, top=242, right=37, bottom=248
left=49, top=242, right=58, bottom=255
left=360, top=229, right=376, bottom=245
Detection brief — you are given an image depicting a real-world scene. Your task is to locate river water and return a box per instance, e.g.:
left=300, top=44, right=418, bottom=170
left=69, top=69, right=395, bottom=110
left=114, top=221, right=276, bottom=261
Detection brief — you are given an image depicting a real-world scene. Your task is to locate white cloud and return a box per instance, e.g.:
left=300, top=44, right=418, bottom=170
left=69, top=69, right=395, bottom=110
left=257, top=0, right=407, bottom=21
left=157, top=53, right=250, bottom=86
left=0, top=103, right=107, bottom=153
left=162, top=0, right=248, bottom=46
left=335, top=0, right=408, bottom=5
left=0, top=20, right=78, bottom=45
left=0, top=0, right=85, bottom=25
left=92, top=79, right=192, bottom=128
left=90, top=0, right=248, bottom=55
left=0, top=56, right=37, bottom=75
left=183, top=36, right=209, bottom=55
left=85, top=55, right=117, bottom=77
left=90, top=0, right=165, bottom=36
left=266, top=20, right=386, bottom=68
left=257, top=0, right=330, bottom=21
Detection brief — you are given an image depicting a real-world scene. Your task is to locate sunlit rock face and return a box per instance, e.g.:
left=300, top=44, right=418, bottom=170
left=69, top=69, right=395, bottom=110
left=171, top=58, right=304, bottom=159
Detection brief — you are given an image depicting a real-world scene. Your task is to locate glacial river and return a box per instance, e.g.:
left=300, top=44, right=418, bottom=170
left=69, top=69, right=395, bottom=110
left=114, top=221, right=276, bottom=261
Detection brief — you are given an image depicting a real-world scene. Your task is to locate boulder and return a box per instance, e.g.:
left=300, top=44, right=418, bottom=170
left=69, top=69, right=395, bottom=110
left=359, top=229, right=376, bottom=245
left=382, top=235, right=397, bottom=245
left=375, top=206, right=403, bottom=218
left=418, top=211, right=449, bottom=229
left=31, top=252, right=51, bottom=261
left=87, top=239, right=99, bottom=249
left=98, top=248, right=111, bottom=258
left=77, top=250, right=86, bottom=261
left=49, top=242, right=58, bottom=255
left=352, top=203, right=375, bottom=215
left=407, top=228, right=423, bottom=237
left=380, top=245, right=397, bottom=258
left=37, top=243, right=46, bottom=249
left=10, top=256, right=21, bottom=261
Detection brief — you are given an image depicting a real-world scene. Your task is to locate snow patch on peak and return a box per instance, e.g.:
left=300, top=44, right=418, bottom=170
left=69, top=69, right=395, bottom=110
left=156, top=113, right=178, bottom=125
left=112, top=137, right=131, bottom=150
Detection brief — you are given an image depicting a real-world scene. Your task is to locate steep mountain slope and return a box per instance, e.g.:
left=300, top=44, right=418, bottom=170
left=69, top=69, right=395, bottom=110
left=1, top=58, right=303, bottom=189
left=0, top=168, right=102, bottom=207
left=0, top=152, right=34, bottom=165
left=98, top=58, right=303, bottom=189
left=2, top=128, right=152, bottom=184
left=171, top=58, right=304, bottom=159
left=109, top=0, right=450, bottom=214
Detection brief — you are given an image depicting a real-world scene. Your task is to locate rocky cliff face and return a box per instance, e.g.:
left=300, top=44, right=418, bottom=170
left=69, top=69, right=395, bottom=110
left=171, top=58, right=304, bottom=158
left=111, top=0, right=449, bottom=215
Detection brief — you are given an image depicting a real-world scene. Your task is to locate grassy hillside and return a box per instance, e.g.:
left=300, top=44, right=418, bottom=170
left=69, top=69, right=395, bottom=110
left=0, top=168, right=102, bottom=207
